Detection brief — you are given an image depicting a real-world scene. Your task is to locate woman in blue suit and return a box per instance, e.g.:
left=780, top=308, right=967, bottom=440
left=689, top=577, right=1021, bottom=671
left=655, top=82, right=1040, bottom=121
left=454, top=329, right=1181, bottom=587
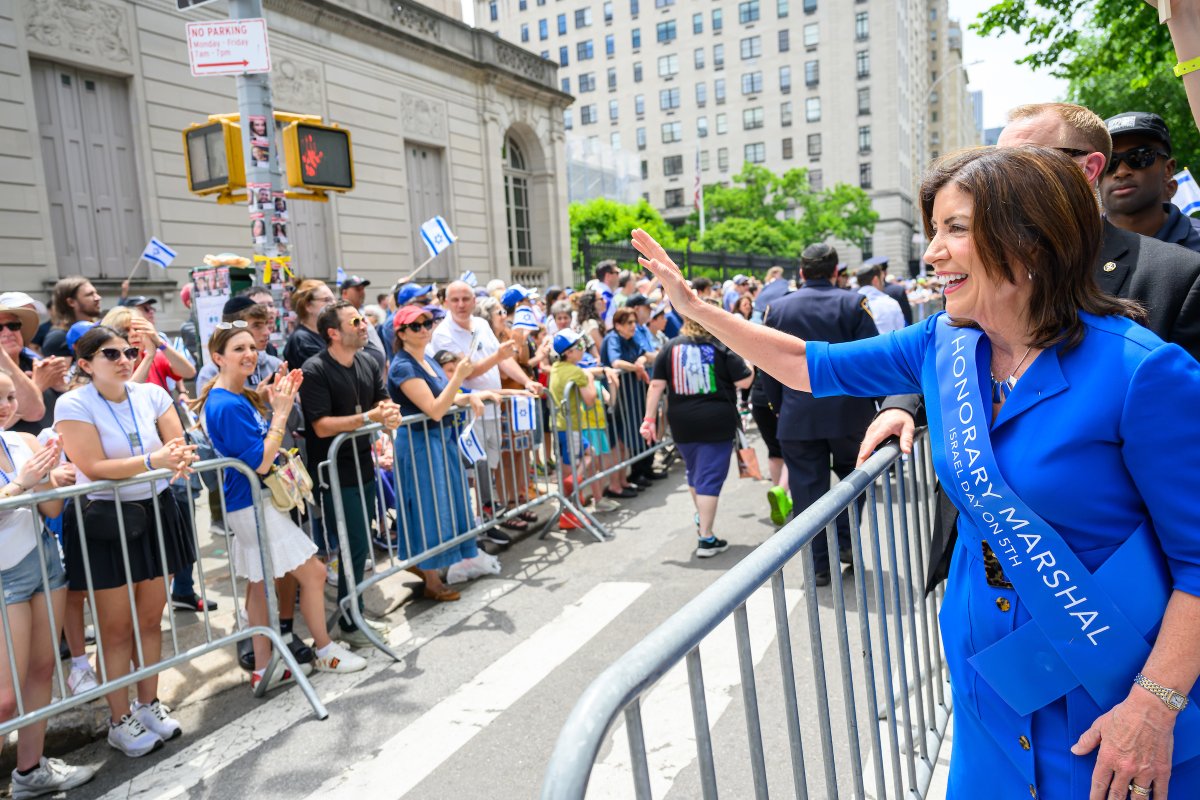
left=631, top=146, right=1200, bottom=799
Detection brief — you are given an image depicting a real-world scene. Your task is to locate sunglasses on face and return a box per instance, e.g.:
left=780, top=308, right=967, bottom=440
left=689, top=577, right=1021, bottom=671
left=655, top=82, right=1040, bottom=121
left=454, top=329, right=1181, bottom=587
left=96, top=347, right=140, bottom=362
left=1107, top=145, right=1170, bottom=174
left=1052, top=147, right=1091, bottom=159
left=349, top=316, right=366, bottom=328
left=399, top=319, right=435, bottom=333
left=215, top=320, right=249, bottom=331
left=0, top=322, right=22, bottom=333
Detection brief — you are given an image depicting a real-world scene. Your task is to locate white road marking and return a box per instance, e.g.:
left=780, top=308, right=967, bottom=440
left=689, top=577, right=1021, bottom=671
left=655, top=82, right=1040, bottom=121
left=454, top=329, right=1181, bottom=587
left=585, top=586, right=803, bottom=799
left=98, top=579, right=525, bottom=800
left=301, top=581, right=651, bottom=799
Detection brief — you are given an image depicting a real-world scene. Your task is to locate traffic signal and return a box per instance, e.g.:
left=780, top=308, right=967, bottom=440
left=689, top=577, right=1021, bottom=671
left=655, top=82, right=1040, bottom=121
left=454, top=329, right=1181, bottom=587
left=282, top=121, right=354, bottom=192
left=182, top=119, right=245, bottom=195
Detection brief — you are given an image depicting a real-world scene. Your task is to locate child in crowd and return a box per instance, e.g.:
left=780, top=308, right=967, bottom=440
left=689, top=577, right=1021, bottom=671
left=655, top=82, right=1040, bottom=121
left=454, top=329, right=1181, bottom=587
left=548, top=330, right=617, bottom=513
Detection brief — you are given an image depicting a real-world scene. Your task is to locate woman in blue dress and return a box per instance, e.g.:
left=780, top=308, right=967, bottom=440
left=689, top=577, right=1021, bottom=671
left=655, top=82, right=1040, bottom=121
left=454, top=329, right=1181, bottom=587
left=387, top=306, right=487, bottom=601
left=631, top=146, right=1200, bottom=799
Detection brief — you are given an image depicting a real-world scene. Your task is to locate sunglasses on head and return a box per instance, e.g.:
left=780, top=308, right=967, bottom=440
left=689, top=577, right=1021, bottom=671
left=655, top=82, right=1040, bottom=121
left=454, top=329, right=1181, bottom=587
left=399, top=319, right=435, bottom=333
left=1051, top=147, right=1092, bottom=159
left=96, top=347, right=140, bottom=362
left=215, top=320, right=249, bottom=331
left=1107, top=145, right=1170, bottom=174
left=0, top=322, right=23, bottom=333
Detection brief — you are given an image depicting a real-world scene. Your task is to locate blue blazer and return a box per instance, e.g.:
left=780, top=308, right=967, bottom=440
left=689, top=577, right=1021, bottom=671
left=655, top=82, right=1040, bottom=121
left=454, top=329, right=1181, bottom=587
left=807, top=311, right=1200, bottom=799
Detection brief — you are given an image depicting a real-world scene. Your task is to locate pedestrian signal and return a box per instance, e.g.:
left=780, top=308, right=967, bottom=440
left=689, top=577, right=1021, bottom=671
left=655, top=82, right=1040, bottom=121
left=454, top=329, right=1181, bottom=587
left=282, top=122, right=354, bottom=192
left=182, top=119, right=245, bottom=195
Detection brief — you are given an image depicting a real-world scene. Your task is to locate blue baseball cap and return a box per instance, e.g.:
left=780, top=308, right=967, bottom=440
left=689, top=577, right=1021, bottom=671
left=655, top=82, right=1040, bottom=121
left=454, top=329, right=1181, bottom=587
left=552, top=329, right=584, bottom=355
left=66, top=321, right=95, bottom=353
left=500, top=284, right=531, bottom=308
left=395, top=283, right=433, bottom=305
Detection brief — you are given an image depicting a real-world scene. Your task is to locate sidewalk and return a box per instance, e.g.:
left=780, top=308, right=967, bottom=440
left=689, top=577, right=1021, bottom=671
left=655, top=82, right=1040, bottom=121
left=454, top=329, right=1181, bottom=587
left=926, top=714, right=952, bottom=799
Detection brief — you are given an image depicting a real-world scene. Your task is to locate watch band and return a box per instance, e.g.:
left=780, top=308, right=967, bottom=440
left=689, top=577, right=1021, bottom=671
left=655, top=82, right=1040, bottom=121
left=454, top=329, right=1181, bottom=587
left=362, top=410, right=371, bottom=426
left=1134, top=672, right=1190, bottom=711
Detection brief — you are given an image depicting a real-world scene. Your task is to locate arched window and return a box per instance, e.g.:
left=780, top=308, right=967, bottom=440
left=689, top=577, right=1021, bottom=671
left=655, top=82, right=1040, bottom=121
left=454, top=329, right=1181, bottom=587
left=504, top=136, right=533, bottom=267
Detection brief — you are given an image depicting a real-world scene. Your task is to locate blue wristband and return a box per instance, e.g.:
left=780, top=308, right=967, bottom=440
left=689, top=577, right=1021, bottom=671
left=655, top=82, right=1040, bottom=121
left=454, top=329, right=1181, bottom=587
left=144, top=453, right=153, bottom=471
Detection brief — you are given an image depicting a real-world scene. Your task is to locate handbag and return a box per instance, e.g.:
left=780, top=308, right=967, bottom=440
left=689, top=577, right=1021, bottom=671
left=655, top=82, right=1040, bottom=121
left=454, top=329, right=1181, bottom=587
left=262, top=448, right=315, bottom=515
left=83, top=498, right=148, bottom=543
left=734, top=425, right=762, bottom=480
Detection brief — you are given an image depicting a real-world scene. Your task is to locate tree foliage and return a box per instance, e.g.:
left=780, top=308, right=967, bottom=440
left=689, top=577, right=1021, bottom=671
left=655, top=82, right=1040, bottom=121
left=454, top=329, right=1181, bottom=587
left=568, top=197, right=679, bottom=263
left=975, top=1, right=1200, bottom=171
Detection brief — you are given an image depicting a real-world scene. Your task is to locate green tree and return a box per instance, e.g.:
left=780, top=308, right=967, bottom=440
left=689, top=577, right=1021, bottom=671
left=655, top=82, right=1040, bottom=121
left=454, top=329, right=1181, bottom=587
left=568, top=197, right=679, bottom=263
left=975, top=1, right=1200, bottom=171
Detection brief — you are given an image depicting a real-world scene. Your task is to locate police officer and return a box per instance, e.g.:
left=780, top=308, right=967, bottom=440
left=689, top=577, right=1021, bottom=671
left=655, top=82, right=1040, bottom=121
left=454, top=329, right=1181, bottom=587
left=761, top=243, right=878, bottom=586
left=863, top=256, right=913, bottom=324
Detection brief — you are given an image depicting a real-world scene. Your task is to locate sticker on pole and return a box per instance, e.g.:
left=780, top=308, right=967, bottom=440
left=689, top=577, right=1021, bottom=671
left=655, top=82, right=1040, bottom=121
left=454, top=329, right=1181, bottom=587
left=186, top=18, right=271, bottom=77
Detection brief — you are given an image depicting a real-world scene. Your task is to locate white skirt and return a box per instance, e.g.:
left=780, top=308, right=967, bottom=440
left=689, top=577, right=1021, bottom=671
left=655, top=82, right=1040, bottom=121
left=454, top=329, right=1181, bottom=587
left=225, top=504, right=318, bottom=583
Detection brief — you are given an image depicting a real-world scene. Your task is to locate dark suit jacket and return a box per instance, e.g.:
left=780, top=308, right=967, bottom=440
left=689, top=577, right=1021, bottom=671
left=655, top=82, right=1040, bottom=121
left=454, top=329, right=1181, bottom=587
left=883, top=282, right=914, bottom=325
left=761, top=280, right=878, bottom=440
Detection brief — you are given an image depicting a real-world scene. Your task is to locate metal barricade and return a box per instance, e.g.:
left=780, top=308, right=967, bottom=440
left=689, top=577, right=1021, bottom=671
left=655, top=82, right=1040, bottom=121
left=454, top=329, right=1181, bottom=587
left=541, top=430, right=949, bottom=799
left=0, top=458, right=326, bottom=741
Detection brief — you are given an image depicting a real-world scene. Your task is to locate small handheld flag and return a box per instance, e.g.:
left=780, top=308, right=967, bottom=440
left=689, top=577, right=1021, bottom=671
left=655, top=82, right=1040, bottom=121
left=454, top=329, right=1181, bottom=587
left=1173, top=168, right=1200, bottom=217
left=461, top=270, right=478, bottom=287
left=141, top=237, right=177, bottom=269
left=420, top=216, right=457, bottom=259
left=457, top=418, right=487, bottom=463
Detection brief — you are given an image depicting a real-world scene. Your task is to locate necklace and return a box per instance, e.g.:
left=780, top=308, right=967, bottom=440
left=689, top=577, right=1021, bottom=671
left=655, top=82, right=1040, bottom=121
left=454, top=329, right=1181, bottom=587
left=990, top=345, right=1033, bottom=404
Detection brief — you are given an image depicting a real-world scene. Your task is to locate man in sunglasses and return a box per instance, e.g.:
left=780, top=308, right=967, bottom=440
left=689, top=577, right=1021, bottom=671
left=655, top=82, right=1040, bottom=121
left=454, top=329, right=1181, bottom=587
left=1101, top=112, right=1200, bottom=253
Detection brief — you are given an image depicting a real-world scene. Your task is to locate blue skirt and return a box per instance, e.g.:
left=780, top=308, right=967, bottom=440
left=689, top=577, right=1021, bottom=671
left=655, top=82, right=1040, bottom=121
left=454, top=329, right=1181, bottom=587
left=393, top=423, right=478, bottom=571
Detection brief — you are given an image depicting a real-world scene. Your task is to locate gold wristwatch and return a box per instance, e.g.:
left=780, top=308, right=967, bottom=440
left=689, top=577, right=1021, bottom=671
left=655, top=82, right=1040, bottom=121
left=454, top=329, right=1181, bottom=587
left=1134, top=672, right=1189, bottom=711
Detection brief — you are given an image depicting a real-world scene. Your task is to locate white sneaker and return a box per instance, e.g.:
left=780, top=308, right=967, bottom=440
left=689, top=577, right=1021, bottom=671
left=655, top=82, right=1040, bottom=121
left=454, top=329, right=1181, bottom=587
left=313, top=642, right=367, bottom=673
left=107, top=714, right=162, bottom=758
left=10, top=756, right=97, bottom=799
left=131, top=699, right=182, bottom=742
left=250, top=666, right=296, bottom=694
left=325, top=559, right=339, bottom=587
left=67, top=664, right=99, bottom=696
left=594, top=498, right=620, bottom=513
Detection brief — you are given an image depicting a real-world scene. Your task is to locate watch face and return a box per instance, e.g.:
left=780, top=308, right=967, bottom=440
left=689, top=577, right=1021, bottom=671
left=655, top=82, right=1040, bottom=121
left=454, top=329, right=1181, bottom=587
left=1169, top=694, right=1186, bottom=710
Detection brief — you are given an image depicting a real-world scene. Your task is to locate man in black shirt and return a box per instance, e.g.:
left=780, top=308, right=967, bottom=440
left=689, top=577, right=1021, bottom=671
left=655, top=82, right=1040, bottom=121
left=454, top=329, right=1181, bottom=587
left=300, top=300, right=401, bottom=646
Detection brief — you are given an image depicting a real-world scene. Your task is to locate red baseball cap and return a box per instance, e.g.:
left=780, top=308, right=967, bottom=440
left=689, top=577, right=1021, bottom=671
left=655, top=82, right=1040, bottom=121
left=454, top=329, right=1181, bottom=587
left=392, top=305, right=434, bottom=329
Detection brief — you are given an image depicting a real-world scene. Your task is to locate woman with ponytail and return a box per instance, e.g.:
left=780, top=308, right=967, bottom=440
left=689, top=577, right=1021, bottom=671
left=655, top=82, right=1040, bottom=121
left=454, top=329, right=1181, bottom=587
left=283, top=280, right=334, bottom=369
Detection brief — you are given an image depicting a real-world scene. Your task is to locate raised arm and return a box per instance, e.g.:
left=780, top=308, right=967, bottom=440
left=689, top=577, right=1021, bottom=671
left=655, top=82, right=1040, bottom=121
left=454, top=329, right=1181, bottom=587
left=631, top=229, right=811, bottom=392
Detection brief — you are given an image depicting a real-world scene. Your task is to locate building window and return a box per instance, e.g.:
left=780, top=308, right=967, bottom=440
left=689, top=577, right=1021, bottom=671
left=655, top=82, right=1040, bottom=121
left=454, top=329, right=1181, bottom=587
left=807, top=133, right=821, bottom=156
left=557, top=13, right=567, bottom=33
left=738, top=0, right=760, bottom=24
left=665, top=188, right=684, bottom=207
left=693, top=12, right=703, bottom=34
left=579, top=72, right=596, bottom=91
left=575, top=8, right=592, bottom=27
left=695, top=82, right=707, bottom=106
left=803, top=0, right=816, bottom=12
left=779, top=65, right=791, bottom=93
left=662, top=121, right=683, bottom=143
left=659, top=87, right=681, bottom=109
left=803, top=23, right=818, bottom=47
left=630, top=0, right=639, bottom=15
left=656, top=0, right=675, bottom=6
left=858, top=125, right=871, bottom=153
left=781, top=100, right=793, bottom=126
left=779, top=29, right=790, bottom=52
left=631, top=28, right=641, bottom=48
left=664, top=155, right=684, bottom=175
left=716, top=112, right=728, bottom=134
left=804, top=60, right=818, bottom=86
left=504, top=137, right=532, bottom=267
left=861, top=236, right=873, bottom=260
left=561, top=77, right=570, bottom=91
left=694, top=48, right=706, bottom=69
left=611, top=132, right=621, bottom=149
left=578, top=40, right=595, bottom=60
left=700, top=150, right=710, bottom=170
left=809, top=168, right=822, bottom=190
left=604, top=1, right=614, bottom=21
left=782, top=137, right=793, bottom=159
left=698, top=116, right=709, bottom=137
left=805, top=96, right=821, bottom=121
left=741, top=71, right=763, bottom=94
left=519, top=0, right=527, bottom=9
left=636, top=127, right=647, bottom=149
left=559, top=46, right=569, bottom=65
left=855, top=11, right=869, bottom=40
left=777, top=0, right=788, bottom=17
left=608, top=67, right=617, bottom=89
left=521, top=24, right=530, bottom=42
left=858, top=86, right=870, bottom=115
left=714, top=78, right=726, bottom=103
left=930, top=48, right=938, bottom=62
left=713, top=43, right=725, bottom=69
left=740, top=35, right=762, bottom=59
left=718, top=147, right=729, bottom=171
left=745, top=142, right=766, bottom=163
left=564, top=109, right=573, bottom=129
left=541, top=50, right=550, bottom=59
left=656, top=20, right=677, bottom=43
left=712, top=8, right=723, bottom=31
left=856, top=50, right=870, bottom=78
left=931, top=110, right=939, bottom=122
left=743, top=106, right=764, bottom=129
left=633, top=62, right=643, bottom=81
left=859, top=162, right=872, bottom=189
left=658, top=53, right=679, bottom=77
left=609, top=100, right=619, bottom=120
left=580, top=104, right=598, bottom=124
left=606, top=34, right=615, bottom=55
left=635, top=94, right=645, bottom=114
left=641, top=160, right=648, bottom=179
left=489, top=1, right=498, bottom=21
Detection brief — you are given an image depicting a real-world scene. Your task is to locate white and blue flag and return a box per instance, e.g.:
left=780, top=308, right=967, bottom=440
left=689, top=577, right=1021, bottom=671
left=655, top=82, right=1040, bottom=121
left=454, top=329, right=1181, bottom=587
left=510, top=396, right=537, bottom=432
left=460, top=270, right=478, bottom=287
left=457, top=418, right=487, bottom=463
left=1174, top=168, right=1200, bottom=217
left=336, top=266, right=347, bottom=287
left=420, top=215, right=457, bottom=259
left=141, top=237, right=177, bottom=268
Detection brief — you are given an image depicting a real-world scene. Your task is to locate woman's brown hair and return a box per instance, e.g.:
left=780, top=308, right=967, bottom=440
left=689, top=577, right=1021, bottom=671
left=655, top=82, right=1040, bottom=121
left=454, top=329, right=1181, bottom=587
left=188, top=327, right=270, bottom=418
left=681, top=299, right=722, bottom=339
left=291, top=279, right=330, bottom=322
left=920, top=146, right=1142, bottom=351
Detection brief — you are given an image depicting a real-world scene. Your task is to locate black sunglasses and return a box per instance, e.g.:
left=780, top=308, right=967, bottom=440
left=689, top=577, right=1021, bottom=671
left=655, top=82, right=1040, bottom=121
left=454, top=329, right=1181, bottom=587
left=0, top=322, right=22, bottom=332
left=1107, top=145, right=1170, bottom=174
left=1051, top=147, right=1092, bottom=159
left=96, top=347, right=140, bottom=362
left=399, top=319, right=436, bottom=333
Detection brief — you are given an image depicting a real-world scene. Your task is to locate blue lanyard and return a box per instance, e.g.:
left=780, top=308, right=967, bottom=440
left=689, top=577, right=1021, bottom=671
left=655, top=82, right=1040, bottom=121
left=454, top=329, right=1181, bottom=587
left=98, top=386, right=145, bottom=456
left=0, top=435, right=15, bottom=486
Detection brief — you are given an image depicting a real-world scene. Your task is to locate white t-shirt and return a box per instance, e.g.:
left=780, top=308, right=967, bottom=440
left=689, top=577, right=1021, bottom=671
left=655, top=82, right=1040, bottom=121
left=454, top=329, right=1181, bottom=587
left=0, top=432, right=40, bottom=570
left=858, top=285, right=906, bottom=335
left=55, top=382, right=173, bottom=501
left=429, top=315, right=503, bottom=419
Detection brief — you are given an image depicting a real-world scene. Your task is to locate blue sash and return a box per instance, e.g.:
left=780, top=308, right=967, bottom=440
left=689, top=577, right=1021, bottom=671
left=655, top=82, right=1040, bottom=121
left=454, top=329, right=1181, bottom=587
left=933, top=319, right=1200, bottom=760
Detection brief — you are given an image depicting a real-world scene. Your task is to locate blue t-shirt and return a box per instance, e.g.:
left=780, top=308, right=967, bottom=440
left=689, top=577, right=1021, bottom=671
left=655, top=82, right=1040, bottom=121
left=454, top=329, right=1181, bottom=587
left=202, top=387, right=269, bottom=512
left=388, top=351, right=450, bottom=421
left=602, top=330, right=649, bottom=367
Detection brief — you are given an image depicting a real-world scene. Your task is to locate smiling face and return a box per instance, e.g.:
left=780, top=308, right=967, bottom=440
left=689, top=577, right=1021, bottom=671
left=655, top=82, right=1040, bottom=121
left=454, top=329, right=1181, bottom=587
left=0, top=313, right=23, bottom=360
left=214, top=331, right=258, bottom=380
left=397, top=313, right=435, bottom=349
left=0, top=372, right=17, bottom=429
left=553, top=311, right=572, bottom=331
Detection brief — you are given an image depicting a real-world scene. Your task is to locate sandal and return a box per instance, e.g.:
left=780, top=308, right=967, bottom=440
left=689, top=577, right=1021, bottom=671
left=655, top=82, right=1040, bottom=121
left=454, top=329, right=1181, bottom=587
left=498, top=516, right=530, bottom=532
left=423, top=585, right=460, bottom=602
left=517, top=510, right=539, bottom=523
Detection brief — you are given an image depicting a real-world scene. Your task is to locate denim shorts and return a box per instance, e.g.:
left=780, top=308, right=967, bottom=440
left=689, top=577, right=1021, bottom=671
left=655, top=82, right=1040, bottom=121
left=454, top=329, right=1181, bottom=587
left=2, top=533, right=67, bottom=606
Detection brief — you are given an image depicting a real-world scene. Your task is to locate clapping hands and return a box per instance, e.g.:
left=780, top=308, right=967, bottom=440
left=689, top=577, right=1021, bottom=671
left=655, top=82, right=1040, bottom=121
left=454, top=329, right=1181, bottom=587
left=150, top=436, right=199, bottom=483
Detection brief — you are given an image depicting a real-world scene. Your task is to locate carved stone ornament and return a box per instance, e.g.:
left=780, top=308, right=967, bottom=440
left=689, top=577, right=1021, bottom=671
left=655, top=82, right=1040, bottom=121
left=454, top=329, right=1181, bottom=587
left=400, top=93, right=446, bottom=143
left=391, top=3, right=441, bottom=41
left=495, top=42, right=548, bottom=82
left=272, top=57, right=324, bottom=113
left=23, top=0, right=131, bottom=63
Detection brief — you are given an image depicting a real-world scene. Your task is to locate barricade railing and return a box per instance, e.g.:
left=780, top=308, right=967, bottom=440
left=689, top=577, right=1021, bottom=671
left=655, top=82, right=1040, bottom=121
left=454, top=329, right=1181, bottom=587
left=0, top=458, right=326, bottom=741
left=541, top=429, right=949, bottom=800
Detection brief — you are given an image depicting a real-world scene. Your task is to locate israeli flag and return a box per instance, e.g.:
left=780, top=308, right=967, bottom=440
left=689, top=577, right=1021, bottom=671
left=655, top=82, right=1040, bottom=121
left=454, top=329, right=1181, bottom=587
left=336, top=266, right=347, bottom=287
left=510, top=396, right=537, bottom=432
left=457, top=418, right=487, bottom=463
left=141, top=237, right=177, bottom=268
left=420, top=215, right=457, bottom=259
left=460, top=270, right=478, bottom=287
left=512, top=306, right=540, bottom=331
left=1174, top=168, right=1200, bottom=217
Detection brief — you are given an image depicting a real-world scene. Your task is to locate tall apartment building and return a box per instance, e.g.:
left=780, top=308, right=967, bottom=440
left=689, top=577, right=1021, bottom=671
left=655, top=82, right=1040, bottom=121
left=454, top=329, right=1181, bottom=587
left=481, top=0, right=979, bottom=271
